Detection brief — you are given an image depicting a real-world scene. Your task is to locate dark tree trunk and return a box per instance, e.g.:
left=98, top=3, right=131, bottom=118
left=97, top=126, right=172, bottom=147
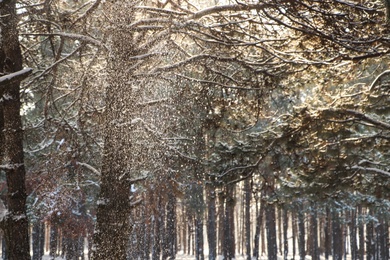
left=265, top=202, right=277, bottom=260
left=222, top=185, right=235, bottom=260
left=324, top=207, right=331, bottom=260
left=332, top=211, right=342, bottom=260
left=310, top=204, right=319, bottom=260
left=50, top=223, right=58, bottom=259
left=366, top=217, right=374, bottom=260
left=297, top=204, right=305, bottom=260
left=263, top=168, right=277, bottom=260
left=349, top=209, right=358, bottom=260
left=244, top=178, right=251, bottom=260
left=358, top=206, right=365, bottom=260
left=218, top=192, right=225, bottom=256
left=0, top=2, right=30, bottom=259
left=32, top=221, right=45, bottom=260
left=195, top=217, right=204, bottom=260
left=206, top=184, right=217, bottom=260
left=164, top=192, right=176, bottom=259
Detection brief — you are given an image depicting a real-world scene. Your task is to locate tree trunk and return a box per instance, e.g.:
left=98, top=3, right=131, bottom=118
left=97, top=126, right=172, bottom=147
left=195, top=217, right=204, bottom=260
left=349, top=209, right=358, bottom=260
left=244, top=178, right=251, bottom=260
left=263, top=167, right=277, bottom=260
left=91, top=2, right=136, bottom=259
left=332, top=210, right=342, bottom=260
left=297, top=204, right=305, bottom=260
left=265, top=202, right=277, bottom=260
left=292, top=211, right=297, bottom=260
left=165, top=192, right=176, bottom=259
left=0, top=1, right=30, bottom=259
left=32, top=221, right=45, bottom=260
left=358, top=206, right=365, bottom=260
left=310, top=204, right=319, bottom=260
left=283, top=208, right=288, bottom=260
left=206, top=184, right=217, bottom=260
left=253, top=195, right=260, bottom=260
left=222, top=185, right=235, bottom=260
left=324, top=207, right=331, bottom=260
left=50, top=223, right=58, bottom=259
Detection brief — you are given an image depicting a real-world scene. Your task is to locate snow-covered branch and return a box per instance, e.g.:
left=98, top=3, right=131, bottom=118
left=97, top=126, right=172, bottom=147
left=0, top=163, right=24, bottom=170
left=350, top=165, right=390, bottom=178
left=190, top=3, right=270, bottom=20
left=322, top=108, right=390, bottom=130
left=76, top=161, right=101, bottom=175
left=0, top=68, right=32, bottom=87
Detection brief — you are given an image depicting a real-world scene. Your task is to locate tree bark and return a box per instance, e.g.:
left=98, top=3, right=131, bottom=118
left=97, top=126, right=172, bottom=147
left=283, top=208, right=288, bottom=260
left=244, top=178, right=251, bottom=260
left=297, top=203, right=305, bottom=260
left=91, top=2, right=137, bottom=259
left=0, top=1, right=30, bottom=259
left=206, top=183, right=217, bottom=260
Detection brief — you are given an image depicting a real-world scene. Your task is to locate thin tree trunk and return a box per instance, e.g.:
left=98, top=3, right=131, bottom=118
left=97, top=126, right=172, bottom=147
left=324, top=207, right=331, bottom=260
left=0, top=2, right=30, bottom=259
left=292, top=211, right=297, bottom=260
left=350, top=209, right=358, bottom=260
left=311, top=204, right=319, bottom=260
left=244, top=178, right=251, bottom=260
left=283, top=208, right=288, bottom=260
left=253, top=195, right=260, bottom=260
left=332, top=210, right=342, bottom=260
left=206, top=184, right=217, bottom=260
left=263, top=167, right=277, bottom=260
left=195, top=217, right=204, bottom=260
left=265, top=202, right=277, bottom=260
left=50, top=222, right=58, bottom=259
left=297, top=203, right=305, bottom=260
left=358, top=206, right=365, bottom=260
left=165, top=192, right=176, bottom=259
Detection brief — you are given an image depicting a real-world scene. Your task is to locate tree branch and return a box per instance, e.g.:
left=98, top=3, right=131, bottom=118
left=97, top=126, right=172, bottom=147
left=0, top=68, right=32, bottom=87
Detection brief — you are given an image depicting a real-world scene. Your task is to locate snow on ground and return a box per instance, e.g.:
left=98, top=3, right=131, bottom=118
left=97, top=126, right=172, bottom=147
left=41, top=254, right=351, bottom=259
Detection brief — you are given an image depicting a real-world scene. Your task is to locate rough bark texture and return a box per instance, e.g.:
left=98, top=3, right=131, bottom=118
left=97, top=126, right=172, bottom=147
left=0, top=1, right=30, bottom=259
left=91, top=2, right=135, bottom=258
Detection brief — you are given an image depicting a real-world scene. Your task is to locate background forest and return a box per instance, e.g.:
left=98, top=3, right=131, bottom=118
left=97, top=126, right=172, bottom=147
left=0, top=0, right=389, bottom=259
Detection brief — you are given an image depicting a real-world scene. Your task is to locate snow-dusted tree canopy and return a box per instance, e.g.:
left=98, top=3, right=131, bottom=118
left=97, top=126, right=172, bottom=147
left=0, top=0, right=389, bottom=259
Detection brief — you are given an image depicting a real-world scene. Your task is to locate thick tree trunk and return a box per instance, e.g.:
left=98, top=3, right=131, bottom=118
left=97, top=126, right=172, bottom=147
left=0, top=1, right=30, bottom=259
left=91, top=2, right=137, bottom=259
left=206, top=184, right=217, bottom=260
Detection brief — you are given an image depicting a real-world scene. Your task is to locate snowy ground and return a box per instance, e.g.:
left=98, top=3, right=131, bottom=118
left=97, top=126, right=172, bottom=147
left=41, top=253, right=351, bottom=259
